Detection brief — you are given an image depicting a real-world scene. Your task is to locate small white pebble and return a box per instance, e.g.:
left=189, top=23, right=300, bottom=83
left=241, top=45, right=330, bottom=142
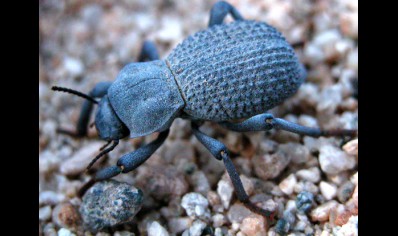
left=63, top=57, right=84, bottom=77
left=181, top=192, right=210, bottom=220
left=39, top=205, right=52, bottom=221
left=320, top=181, right=337, bottom=200
left=57, top=228, right=76, bottom=236
left=279, top=174, right=297, bottom=195
left=217, top=179, right=234, bottom=209
left=147, top=221, right=169, bottom=236
left=296, top=167, right=321, bottom=183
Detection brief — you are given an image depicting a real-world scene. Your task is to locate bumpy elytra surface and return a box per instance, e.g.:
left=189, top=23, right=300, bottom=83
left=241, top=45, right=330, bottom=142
left=167, top=20, right=305, bottom=121
left=79, top=180, right=143, bottom=232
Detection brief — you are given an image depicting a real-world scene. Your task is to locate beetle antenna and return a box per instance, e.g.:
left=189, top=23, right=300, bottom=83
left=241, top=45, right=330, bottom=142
left=52, top=86, right=99, bottom=104
left=86, top=140, right=119, bottom=170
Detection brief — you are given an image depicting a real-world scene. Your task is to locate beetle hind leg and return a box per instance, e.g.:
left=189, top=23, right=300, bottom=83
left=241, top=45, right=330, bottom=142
left=219, top=113, right=357, bottom=138
left=191, top=122, right=276, bottom=222
left=208, top=1, right=244, bottom=27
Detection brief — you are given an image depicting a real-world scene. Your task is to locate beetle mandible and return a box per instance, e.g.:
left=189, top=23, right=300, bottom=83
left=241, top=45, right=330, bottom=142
left=53, top=1, right=357, bottom=221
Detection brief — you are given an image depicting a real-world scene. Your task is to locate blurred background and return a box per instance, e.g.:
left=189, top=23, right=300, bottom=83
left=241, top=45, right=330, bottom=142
left=39, top=0, right=358, bottom=235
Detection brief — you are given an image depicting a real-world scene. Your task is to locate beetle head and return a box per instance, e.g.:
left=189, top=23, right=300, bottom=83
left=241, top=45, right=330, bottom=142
left=95, top=95, right=130, bottom=141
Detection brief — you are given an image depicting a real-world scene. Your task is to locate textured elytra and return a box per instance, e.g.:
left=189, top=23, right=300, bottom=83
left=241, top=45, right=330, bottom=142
left=167, top=20, right=305, bottom=121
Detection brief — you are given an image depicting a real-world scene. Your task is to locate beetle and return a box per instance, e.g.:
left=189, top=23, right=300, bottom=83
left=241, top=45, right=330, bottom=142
left=53, top=1, right=357, bottom=221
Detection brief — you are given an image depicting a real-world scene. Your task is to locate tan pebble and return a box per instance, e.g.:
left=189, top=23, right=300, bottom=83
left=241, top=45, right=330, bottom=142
left=240, top=214, right=267, bottom=236
left=343, top=139, right=358, bottom=156
left=310, top=201, right=338, bottom=222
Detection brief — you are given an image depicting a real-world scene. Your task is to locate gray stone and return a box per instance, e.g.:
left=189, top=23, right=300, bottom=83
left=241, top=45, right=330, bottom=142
left=296, top=191, right=314, bottom=214
left=79, top=180, right=143, bottom=232
left=59, top=142, right=104, bottom=176
left=319, top=144, right=356, bottom=175
left=253, top=150, right=291, bottom=180
left=337, top=181, right=356, bottom=203
left=296, top=167, right=321, bottom=183
left=168, top=217, right=192, bottom=234
left=279, top=143, right=311, bottom=164
left=183, top=220, right=207, bottom=236
left=227, top=203, right=252, bottom=224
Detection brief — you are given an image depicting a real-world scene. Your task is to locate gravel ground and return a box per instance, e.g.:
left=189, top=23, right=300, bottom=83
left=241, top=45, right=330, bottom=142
left=39, top=0, right=358, bottom=235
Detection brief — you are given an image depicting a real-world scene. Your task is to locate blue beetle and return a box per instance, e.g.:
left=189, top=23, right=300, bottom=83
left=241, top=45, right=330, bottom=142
left=53, top=1, right=356, bottom=220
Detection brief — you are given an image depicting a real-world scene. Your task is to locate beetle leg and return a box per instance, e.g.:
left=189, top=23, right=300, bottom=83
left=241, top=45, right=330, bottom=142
left=191, top=122, right=275, bottom=221
left=57, top=82, right=113, bottom=137
left=138, top=40, right=160, bottom=62
left=208, top=1, right=244, bottom=27
left=78, top=130, right=169, bottom=197
left=219, top=113, right=357, bottom=138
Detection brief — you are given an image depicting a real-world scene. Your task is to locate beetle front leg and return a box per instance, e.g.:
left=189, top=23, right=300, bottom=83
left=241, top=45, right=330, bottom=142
left=137, top=40, right=160, bottom=62
left=219, top=113, right=357, bottom=137
left=78, top=130, right=169, bottom=197
left=191, top=122, right=275, bottom=221
left=57, top=82, right=113, bottom=137
left=208, top=1, right=244, bottom=27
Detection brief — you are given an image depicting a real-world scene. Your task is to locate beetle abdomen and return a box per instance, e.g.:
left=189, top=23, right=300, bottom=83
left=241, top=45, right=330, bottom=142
left=166, top=20, right=305, bottom=121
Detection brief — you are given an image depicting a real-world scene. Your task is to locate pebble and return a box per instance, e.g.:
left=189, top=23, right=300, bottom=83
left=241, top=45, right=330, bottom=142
left=279, top=174, right=297, bottom=195
left=39, top=150, right=60, bottom=175
left=39, top=191, right=66, bottom=206
left=337, top=181, right=355, bottom=203
left=63, top=57, right=84, bottom=77
left=332, top=215, right=358, bottom=236
left=296, top=191, right=314, bottom=214
left=217, top=177, right=234, bottom=210
left=275, top=218, right=290, bottom=235
left=189, top=171, right=211, bottom=195
left=114, top=232, right=134, bottom=236
left=59, top=142, right=104, bottom=176
left=253, top=150, right=291, bottom=180
left=320, top=181, right=337, bottom=200
left=140, top=165, right=189, bottom=201
left=156, top=17, right=183, bottom=43
left=310, top=200, right=338, bottom=222
left=52, top=202, right=81, bottom=230
left=296, top=167, right=321, bottom=183
left=227, top=203, right=252, bottom=224
left=294, top=181, right=319, bottom=195
left=182, top=220, right=206, bottom=236
left=181, top=192, right=211, bottom=220
left=285, top=200, right=296, bottom=212
left=79, top=180, right=143, bottom=232
left=168, top=217, right=193, bottom=234
left=319, top=144, right=356, bottom=175
left=39, top=205, right=52, bottom=221
left=342, top=139, right=358, bottom=156
left=317, top=85, right=343, bottom=113
left=240, top=214, right=267, bottom=236
left=240, top=175, right=254, bottom=196
left=279, top=143, right=311, bottom=164
left=212, top=213, right=226, bottom=228
left=57, top=228, right=76, bottom=236
left=147, top=221, right=169, bottom=236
